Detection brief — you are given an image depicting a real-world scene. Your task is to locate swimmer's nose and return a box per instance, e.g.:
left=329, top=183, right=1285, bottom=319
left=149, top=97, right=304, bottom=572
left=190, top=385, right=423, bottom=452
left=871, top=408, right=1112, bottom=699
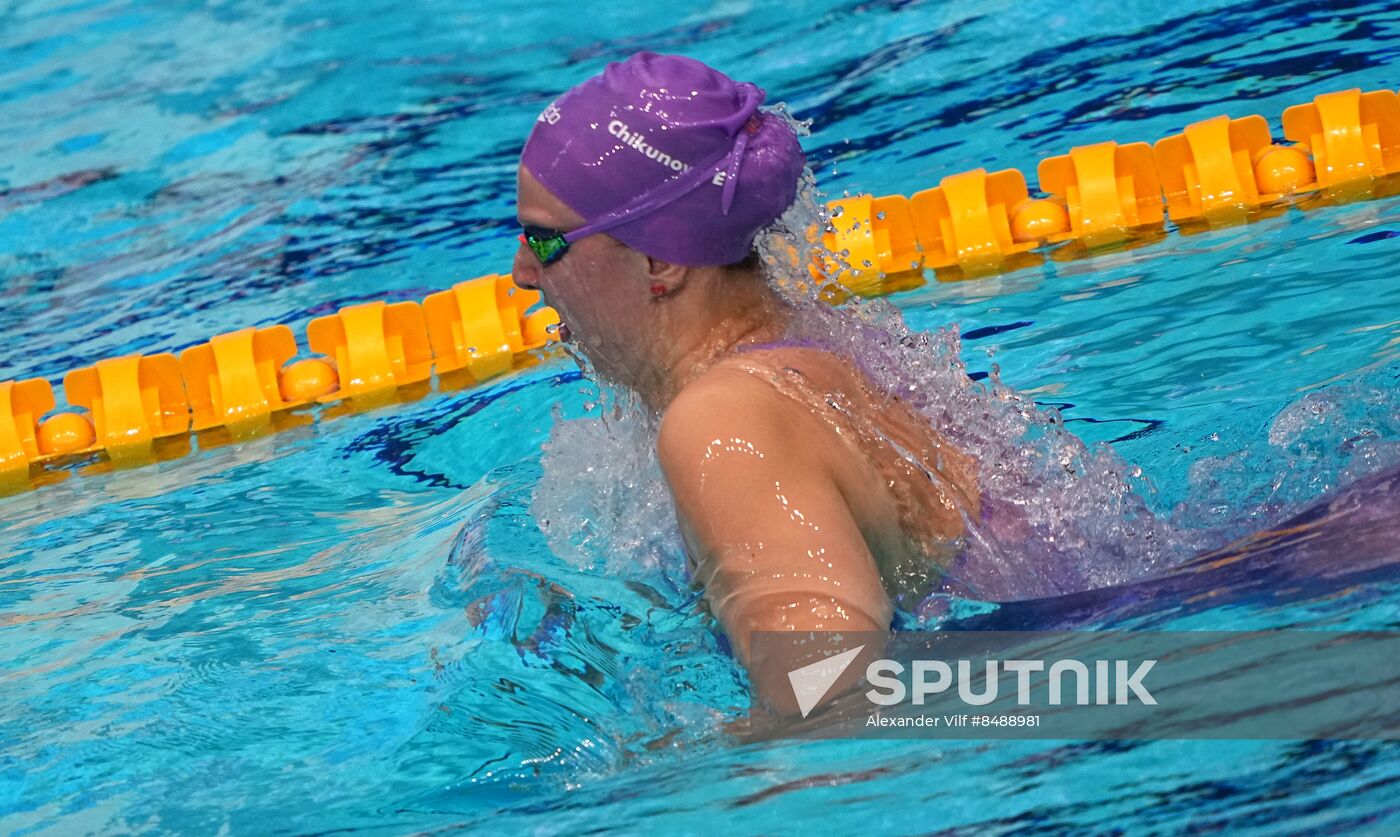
left=512, top=240, right=542, bottom=292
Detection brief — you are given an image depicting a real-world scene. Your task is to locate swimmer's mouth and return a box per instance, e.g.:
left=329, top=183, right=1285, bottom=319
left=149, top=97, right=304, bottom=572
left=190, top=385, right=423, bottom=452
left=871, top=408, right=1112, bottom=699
left=558, top=322, right=571, bottom=342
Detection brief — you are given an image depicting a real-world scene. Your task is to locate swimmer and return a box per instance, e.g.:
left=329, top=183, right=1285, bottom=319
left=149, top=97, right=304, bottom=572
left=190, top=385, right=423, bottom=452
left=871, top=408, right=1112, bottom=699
left=513, top=52, right=980, bottom=712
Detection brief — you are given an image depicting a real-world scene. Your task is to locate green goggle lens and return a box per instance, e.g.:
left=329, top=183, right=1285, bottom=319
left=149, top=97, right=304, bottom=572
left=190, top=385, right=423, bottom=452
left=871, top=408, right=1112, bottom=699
left=521, top=225, right=571, bottom=266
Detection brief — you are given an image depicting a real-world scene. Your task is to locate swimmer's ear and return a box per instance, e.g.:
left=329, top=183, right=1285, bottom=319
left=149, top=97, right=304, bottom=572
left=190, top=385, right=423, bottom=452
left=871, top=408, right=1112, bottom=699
left=643, top=255, right=687, bottom=297
left=644, top=255, right=687, bottom=280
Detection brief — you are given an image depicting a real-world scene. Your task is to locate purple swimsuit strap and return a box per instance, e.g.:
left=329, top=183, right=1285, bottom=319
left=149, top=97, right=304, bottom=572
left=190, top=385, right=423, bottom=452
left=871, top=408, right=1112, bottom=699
left=730, top=336, right=832, bottom=354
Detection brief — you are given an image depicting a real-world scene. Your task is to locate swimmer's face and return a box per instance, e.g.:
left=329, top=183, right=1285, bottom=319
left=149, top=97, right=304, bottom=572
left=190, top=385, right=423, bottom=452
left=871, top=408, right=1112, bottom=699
left=513, top=165, right=658, bottom=382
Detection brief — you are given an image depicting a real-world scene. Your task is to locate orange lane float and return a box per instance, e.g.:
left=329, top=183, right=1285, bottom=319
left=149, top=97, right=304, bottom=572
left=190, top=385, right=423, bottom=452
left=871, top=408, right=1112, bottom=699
left=63, top=354, right=190, bottom=455
left=279, top=359, right=338, bottom=403
left=307, top=301, right=434, bottom=400
left=1, top=379, right=53, bottom=471
left=1252, top=145, right=1315, bottom=196
left=1009, top=199, right=1070, bottom=244
left=38, top=410, right=96, bottom=456
left=180, top=326, right=302, bottom=431
left=910, top=168, right=1039, bottom=272
left=1282, top=88, right=1400, bottom=189
left=822, top=193, right=922, bottom=287
left=1037, top=141, right=1164, bottom=244
left=424, top=273, right=555, bottom=381
left=1153, top=114, right=1275, bottom=220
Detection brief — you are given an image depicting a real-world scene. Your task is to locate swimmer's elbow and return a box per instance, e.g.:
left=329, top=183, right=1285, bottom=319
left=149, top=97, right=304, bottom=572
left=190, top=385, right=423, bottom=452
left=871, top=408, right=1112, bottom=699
left=725, top=590, right=888, bottom=661
left=728, top=591, right=888, bottom=718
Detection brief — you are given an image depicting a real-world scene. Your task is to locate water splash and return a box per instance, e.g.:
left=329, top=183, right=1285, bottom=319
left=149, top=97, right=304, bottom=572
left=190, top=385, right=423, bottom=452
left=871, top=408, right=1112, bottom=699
left=532, top=383, right=686, bottom=585
left=531, top=167, right=1195, bottom=613
left=1179, top=374, right=1400, bottom=540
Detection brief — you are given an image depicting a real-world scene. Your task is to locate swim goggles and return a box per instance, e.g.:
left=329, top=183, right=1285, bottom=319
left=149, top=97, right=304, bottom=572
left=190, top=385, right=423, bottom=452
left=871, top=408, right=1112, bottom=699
left=519, top=224, right=572, bottom=266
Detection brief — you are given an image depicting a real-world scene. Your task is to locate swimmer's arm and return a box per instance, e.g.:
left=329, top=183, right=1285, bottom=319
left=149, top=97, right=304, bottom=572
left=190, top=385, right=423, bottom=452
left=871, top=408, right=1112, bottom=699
left=657, top=370, right=892, bottom=716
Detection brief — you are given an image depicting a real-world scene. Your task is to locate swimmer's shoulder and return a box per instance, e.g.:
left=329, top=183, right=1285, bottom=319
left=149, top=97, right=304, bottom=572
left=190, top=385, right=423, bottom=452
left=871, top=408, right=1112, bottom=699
left=657, top=358, right=831, bottom=476
left=659, top=347, right=863, bottom=463
left=659, top=361, right=796, bottom=453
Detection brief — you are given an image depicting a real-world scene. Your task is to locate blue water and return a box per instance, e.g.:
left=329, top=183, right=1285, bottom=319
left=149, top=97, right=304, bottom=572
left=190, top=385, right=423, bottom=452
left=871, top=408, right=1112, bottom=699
left=4, top=0, right=1400, bottom=833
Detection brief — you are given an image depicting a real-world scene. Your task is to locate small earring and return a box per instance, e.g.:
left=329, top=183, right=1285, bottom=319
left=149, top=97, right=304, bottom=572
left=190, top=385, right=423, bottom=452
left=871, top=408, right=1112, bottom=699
left=650, top=282, right=667, bottom=297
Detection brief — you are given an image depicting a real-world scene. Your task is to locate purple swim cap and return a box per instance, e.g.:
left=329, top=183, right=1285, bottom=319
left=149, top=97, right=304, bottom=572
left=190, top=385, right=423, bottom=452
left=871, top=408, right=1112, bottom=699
left=521, top=52, right=805, bottom=266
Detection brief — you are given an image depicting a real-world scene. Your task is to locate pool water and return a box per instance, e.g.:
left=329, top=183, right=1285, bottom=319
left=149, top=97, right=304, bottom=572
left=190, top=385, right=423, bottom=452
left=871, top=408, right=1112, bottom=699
left=4, top=0, right=1400, bottom=833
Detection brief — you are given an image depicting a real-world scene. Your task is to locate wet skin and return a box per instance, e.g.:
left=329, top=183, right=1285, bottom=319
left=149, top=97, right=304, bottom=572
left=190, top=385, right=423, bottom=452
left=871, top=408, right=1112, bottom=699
left=514, top=167, right=980, bottom=713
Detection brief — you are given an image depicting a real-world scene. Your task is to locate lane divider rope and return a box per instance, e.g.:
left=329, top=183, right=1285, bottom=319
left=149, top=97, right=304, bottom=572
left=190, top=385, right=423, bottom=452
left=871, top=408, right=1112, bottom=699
left=3, top=86, right=1398, bottom=489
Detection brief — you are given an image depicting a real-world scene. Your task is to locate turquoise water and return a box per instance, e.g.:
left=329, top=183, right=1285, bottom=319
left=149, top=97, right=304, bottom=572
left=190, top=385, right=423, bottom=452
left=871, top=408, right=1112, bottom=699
left=3, top=0, right=1400, bottom=833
